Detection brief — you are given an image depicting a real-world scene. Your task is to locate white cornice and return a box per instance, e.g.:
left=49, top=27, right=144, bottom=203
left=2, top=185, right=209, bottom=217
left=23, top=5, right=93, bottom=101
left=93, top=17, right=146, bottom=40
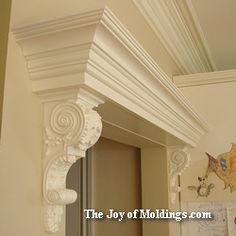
left=133, top=0, right=216, bottom=74
left=13, top=7, right=210, bottom=233
left=173, top=69, right=236, bottom=88
left=13, top=6, right=208, bottom=148
left=13, top=8, right=104, bottom=41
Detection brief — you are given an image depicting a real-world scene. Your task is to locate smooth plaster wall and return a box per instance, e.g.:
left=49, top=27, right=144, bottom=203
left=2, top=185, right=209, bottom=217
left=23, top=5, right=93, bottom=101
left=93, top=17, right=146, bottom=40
left=180, top=82, right=236, bottom=201
left=0, top=0, right=11, bottom=137
left=179, top=82, right=236, bottom=236
left=0, top=30, right=43, bottom=235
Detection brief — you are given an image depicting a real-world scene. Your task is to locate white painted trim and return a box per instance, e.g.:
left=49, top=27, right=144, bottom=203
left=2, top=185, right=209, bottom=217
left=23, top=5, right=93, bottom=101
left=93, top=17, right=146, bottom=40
left=12, top=6, right=209, bottom=233
left=173, top=69, right=236, bottom=88
left=43, top=94, right=103, bottom=233
left=169, top=146, right=190, bottom=204
left=13, top=6, right=208, bottom=148
left=133, top=0, right=216, bottom=74
left=185, top=0, right=217, bottom=71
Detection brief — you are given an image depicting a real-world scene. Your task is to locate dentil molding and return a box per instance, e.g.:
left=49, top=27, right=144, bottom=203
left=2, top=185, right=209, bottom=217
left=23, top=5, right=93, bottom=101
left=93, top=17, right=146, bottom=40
left=169, top=147, right=190, bottom=204
left=133, top=0, right=216, bottom=74
left=12, top=6, right=208, bottom=232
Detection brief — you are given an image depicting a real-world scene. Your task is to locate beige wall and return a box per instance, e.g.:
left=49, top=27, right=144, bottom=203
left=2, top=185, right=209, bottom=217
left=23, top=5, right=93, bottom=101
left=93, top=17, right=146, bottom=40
left=179, top=82, right=236, bottom=235
left=180, top=82, right=236, bottom=202
left=0, top=0, right=11, bottom=137
left=0, top=30, right=43, bottom=235
left=91, top=137, right=142, bottom=236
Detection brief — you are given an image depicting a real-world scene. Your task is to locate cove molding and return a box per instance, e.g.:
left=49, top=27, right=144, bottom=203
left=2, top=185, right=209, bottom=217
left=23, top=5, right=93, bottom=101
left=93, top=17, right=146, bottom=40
left=133, top=0, right=216, bottom=74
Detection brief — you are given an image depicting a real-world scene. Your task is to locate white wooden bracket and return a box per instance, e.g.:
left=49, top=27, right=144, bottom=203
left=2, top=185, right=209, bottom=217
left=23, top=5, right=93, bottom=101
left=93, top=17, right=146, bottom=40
left=169, top=146, right=190, bottom=204
left=42, top=91, right=103, bottom=232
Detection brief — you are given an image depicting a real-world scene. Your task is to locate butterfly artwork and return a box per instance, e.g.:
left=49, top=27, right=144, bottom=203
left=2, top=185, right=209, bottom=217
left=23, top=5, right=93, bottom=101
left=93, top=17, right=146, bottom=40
left=206, top=143, right=236, bottom=192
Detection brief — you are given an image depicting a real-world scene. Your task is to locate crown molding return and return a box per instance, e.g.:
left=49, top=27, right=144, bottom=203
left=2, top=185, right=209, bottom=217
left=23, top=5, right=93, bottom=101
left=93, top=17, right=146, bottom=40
left=173, top=69, right=236, bottom=88
left=13, top=7, right=208, bottom=232
left=133, top=0, right=216, bottom=74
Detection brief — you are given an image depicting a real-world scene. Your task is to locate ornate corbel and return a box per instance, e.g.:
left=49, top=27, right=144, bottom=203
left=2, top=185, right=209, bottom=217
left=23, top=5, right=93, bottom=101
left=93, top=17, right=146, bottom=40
left=43, top=91, right=103, bottom=233
left=12, top=6, right=208, bottom=234
left=169, top=147, right=190, bottom=204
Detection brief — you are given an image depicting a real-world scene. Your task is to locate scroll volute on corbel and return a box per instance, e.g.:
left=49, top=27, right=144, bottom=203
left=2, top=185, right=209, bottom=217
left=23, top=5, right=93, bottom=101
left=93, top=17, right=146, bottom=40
left=42, top=90, right=104, bottom=233
left=169, top=146, right=191, bottom=205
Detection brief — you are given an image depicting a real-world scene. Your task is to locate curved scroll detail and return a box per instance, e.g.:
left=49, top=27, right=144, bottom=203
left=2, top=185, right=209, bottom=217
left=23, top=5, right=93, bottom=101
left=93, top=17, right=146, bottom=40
left=43, top=101, right=102, bottom=233
left=43, top=154, right=78, bottom=205
left=45, top=102, right=102, bottom=156
left=169, top=147, right=190, bottom=204
left=50, top=103, right=85, bottom=142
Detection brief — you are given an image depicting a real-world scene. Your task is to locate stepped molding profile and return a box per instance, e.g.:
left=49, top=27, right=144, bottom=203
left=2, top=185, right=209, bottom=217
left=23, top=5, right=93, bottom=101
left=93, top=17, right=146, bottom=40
left=13, top=7, right=208, bottom=147
left=174, top=69, right=236, bottom=88
left=133, top=0, right=216, bottom=74
left=13, top=6, right=208, bottom=232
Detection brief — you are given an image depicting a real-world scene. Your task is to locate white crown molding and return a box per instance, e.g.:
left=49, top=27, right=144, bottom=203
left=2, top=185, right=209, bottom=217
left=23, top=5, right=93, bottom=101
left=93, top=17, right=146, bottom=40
left=13, top=7, right=208, bottom=232
left=173, top=69, right=236, bottom=88
left=169, top=146, right=190, bottom=204
left=133, top=0, right=216, bottom=74
left=13, top=7, right=208, bottom=148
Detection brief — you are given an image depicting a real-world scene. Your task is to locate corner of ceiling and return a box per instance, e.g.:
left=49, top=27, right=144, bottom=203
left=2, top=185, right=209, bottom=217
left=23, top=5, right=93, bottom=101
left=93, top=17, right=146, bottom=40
left=133, top=0, right=217, bottom=75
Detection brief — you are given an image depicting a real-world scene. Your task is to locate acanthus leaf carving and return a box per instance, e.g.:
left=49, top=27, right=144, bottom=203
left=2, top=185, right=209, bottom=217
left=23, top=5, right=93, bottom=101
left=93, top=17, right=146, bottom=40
left=43, top=98, right=103, bottom=233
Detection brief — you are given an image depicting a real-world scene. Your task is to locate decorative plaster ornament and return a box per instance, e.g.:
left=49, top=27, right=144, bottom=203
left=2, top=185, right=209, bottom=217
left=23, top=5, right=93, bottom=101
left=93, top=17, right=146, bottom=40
left=188, top=176, right=214, bottom=198
left=43, top=99, right=103, bottom=233
left=206, top=143, right=236, bottom=192
left=169, top=147, right=190, bottom=204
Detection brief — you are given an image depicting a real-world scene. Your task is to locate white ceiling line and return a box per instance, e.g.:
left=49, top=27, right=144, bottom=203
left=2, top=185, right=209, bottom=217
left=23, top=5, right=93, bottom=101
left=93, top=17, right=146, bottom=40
left=174, top=69, right=236, bottom=88
left=133, top=0, right=217, bottom=74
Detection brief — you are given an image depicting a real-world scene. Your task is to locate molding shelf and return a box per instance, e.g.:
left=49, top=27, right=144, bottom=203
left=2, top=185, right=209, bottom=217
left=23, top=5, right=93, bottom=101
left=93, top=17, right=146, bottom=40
left=174, top=69, right=236, bottom=88
left=133, top=0, right=216, bottom=74
left=13, top=6, right=208, bottom=233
